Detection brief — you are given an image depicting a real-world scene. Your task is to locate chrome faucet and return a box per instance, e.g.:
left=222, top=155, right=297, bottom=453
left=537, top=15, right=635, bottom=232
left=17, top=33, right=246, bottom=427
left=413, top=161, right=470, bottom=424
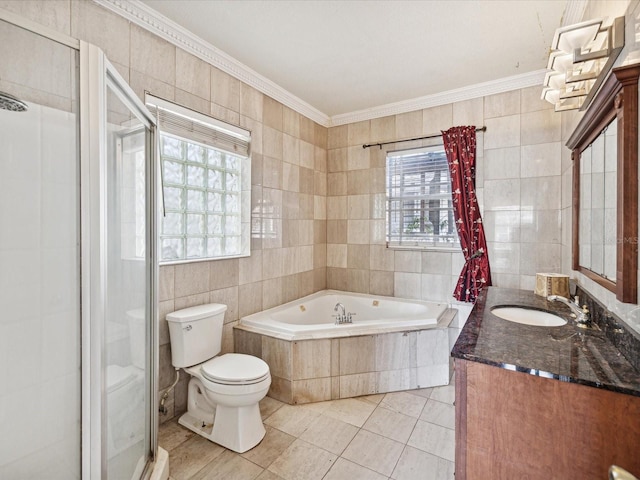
left=547, top=295, right=591, bottom=327
left=334, top=302, right=354, bottom=325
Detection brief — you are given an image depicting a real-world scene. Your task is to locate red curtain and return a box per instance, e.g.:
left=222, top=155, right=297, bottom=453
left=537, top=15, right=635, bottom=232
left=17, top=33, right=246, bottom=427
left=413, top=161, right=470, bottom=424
left=442, top=126, right=491, bottom=303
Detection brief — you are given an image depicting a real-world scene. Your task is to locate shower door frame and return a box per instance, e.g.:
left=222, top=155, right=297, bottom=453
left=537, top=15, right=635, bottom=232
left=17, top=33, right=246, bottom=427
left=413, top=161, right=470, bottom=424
left=0, top=9, right=159, bottom=480
left=80, top=42, right=159, bottom=479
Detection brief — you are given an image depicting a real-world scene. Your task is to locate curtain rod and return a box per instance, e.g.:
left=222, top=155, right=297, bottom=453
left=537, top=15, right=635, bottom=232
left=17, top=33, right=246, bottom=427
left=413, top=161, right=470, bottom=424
left=362, top=126, right=487, bottom=149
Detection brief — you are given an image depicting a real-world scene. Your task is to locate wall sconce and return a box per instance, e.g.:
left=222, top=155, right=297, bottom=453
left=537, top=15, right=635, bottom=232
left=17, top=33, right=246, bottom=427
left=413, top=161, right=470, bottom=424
left=542, top=16, right=625, bottom=112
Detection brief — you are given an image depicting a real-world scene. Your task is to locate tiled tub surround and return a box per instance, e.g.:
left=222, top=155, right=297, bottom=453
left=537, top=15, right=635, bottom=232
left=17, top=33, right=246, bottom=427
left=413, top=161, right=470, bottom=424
left=235, top=292, right=456, bottom=404
left=452, top=287, right=640, bottom=396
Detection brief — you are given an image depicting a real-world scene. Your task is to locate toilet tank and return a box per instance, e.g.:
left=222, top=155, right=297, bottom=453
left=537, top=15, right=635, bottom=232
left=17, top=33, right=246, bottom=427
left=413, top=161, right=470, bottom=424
left=166, top=303, right=227, bottom=368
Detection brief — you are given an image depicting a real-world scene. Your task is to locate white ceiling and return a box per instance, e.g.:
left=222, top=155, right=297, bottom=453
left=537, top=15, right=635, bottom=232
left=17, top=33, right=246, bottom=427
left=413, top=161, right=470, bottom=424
left=138, top=0, right=573, bottom=119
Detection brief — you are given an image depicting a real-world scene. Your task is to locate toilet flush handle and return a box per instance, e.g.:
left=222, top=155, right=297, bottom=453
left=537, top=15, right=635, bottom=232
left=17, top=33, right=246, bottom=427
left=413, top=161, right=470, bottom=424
left=184, top=325, right=192, bottom=331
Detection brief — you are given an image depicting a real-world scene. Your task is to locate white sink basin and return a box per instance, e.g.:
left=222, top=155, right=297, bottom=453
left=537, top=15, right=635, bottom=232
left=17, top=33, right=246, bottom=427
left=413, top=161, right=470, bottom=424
left=491, top=307, right=567, bottom=327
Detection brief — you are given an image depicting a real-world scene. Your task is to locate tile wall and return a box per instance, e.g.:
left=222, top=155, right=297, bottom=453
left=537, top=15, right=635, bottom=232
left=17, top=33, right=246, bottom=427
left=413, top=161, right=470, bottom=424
left=10, top=0, right=640, bottom=428
left=326, top=87, right=565, bottom=301
left=0, top=0, right=328, bottom=422
left=561, top=0, right=640, bottom=335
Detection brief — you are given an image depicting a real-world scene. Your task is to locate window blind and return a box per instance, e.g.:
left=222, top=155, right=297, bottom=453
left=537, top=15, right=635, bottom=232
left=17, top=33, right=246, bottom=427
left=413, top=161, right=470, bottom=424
left=386, top=146, right=459, bottom=247
left=145, top=94, right=251, bottom=157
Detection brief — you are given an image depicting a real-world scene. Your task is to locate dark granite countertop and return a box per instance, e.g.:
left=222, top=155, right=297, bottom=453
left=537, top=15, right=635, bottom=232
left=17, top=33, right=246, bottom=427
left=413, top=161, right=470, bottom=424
left=451, top=287, right=640, bottom=397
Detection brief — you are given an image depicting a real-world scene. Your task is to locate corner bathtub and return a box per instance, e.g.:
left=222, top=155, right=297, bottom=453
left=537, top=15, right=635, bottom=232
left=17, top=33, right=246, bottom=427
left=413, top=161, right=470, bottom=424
left=234, top=290, right=456, bottom=404
left=239, top=290, right=448, bottom=340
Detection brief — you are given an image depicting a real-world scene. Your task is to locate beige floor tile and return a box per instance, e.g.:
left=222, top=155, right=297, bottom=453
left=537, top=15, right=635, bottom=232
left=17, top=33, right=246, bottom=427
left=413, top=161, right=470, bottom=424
left=241, top=426, right=296, bottom=469
left=267, top=439, right=337, bottom=480
left=299, top=414, right=359, bottom=455
left=302, top=399, right=334, bottom=414
left=158, top=419, right=194, bottom=452
left=164, top=386, right=457, bottom=480
left=191, top=449, right=263, bottom=480
left=264, top=404, right=321, bottom=437
left=420, top=399, right=455, bottom=430
left=380, top=391, right=428, bottom=418
left=360, top=393, right=386, bottom=405
left=324, top=457, right=388, bottom=480
left=260, top=396, right=286, bottom=421
left=342, top=429, right=404, bottom=477
left=362, top=406, right=418, bottom=444
left=406, top=387, right=433, bottom=399
left=429, top=384, right=455, bottom=405
left=255, top=470, right=285, bottom=480
left=169, top=435, right=225, bottom=480
left=391, top=446, right=455, bottom=480
left=408, top=420, right=455, bottom=462
left=322, top=397, right=376, bottom=427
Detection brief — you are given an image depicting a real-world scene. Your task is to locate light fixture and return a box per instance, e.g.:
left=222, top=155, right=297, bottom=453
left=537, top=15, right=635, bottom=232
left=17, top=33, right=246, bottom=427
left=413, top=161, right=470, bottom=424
left=542, top=16, right=625, bottom=112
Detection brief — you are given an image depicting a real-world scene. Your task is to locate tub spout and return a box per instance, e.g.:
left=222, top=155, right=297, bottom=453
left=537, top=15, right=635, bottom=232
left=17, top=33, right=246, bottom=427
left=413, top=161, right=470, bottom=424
left=334, top=303, right=346, bottom=316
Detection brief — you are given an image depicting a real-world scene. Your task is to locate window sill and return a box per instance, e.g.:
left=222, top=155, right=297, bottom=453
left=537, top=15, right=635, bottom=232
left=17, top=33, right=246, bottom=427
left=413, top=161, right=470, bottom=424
left=386, top=244, right=461, bottom=253
left=159, top=252, right=250, bottom=266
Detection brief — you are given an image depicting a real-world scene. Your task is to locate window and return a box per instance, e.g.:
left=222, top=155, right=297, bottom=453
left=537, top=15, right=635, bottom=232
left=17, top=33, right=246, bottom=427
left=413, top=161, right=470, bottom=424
left=386, top=145, right=459, bottom=248
left=146, top=95, right=251, bottom=263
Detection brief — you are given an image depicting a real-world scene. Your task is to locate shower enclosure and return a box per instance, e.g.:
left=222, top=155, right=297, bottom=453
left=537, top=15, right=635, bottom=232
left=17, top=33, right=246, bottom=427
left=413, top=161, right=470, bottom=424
left=0, top=13, right=158, bottom=480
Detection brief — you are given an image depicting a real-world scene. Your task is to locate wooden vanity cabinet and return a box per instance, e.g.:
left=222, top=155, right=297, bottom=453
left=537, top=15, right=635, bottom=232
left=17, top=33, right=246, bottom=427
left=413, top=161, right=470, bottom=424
left=455, top=359, right=640, bottom=480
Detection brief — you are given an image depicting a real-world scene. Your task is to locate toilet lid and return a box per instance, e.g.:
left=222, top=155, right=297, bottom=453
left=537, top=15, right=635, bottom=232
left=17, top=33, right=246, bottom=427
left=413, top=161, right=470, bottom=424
left=201, top=353, right=269, bottom=384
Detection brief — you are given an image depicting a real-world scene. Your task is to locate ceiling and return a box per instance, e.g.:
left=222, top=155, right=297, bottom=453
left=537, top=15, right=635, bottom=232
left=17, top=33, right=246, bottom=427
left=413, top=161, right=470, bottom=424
left=139, top=0, right=572, bottom=119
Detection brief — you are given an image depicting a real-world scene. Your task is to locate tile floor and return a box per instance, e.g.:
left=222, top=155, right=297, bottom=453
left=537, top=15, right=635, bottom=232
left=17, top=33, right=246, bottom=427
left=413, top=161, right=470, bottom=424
left=159, top=380, right=456, bottom=480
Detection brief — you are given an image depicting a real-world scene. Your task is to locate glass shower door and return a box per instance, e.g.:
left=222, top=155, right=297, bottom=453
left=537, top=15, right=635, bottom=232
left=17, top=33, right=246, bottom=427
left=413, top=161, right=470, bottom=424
left=81, top=44, right=157, bottom=479
left=105, top=83, right=150, bottom=478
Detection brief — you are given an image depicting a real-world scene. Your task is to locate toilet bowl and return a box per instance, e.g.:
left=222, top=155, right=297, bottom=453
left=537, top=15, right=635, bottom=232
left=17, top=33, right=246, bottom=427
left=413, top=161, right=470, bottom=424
left=106, top=308, right=146, bottom=458
left=106, top=364, right=145, bottom=458
left=167, top=304, right=271, bottom=453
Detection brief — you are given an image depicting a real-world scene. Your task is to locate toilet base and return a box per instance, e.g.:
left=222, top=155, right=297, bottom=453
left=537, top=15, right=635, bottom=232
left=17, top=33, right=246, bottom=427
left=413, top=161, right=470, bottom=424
left=178, top=406, right=266, bottom=454
left=178, top=377, right=266, bottom=453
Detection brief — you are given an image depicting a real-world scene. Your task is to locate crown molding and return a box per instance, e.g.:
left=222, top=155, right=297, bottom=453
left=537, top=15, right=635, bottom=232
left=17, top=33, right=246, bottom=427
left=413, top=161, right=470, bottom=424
left=95, top=0, right=575, bottom=129
left=94, top=0, right=330, bottom=126
left=329, top=69, right=547, bottom=126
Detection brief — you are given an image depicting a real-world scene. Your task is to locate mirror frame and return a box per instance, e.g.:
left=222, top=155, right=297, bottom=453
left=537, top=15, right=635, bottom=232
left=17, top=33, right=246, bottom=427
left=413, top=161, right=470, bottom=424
left=567, top=64, right=640, bottom=303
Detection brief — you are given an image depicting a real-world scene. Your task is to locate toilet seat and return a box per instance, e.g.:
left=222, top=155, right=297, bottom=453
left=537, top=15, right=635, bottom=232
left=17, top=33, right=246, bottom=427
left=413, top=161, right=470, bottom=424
left=200, top=353, right=269, bottom=385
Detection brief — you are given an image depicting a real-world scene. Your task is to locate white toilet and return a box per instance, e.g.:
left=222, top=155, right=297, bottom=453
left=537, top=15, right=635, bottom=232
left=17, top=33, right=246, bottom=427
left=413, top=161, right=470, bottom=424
left=166, top=303, right=271, bottom=453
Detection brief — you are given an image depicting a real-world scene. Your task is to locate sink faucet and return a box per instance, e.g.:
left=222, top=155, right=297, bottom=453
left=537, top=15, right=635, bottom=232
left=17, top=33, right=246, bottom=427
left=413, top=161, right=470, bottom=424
left=547, top=295, right=591, bottom=327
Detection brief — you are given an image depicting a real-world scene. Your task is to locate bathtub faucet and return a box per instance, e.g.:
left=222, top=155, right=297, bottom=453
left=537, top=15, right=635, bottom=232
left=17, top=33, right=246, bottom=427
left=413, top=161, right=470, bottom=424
left=334, top=302, right=354, bottom=325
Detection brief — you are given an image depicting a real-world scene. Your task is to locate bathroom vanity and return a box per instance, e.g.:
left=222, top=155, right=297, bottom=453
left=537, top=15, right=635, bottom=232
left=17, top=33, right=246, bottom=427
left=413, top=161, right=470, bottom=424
left=452, top=287, right=640, bottom=480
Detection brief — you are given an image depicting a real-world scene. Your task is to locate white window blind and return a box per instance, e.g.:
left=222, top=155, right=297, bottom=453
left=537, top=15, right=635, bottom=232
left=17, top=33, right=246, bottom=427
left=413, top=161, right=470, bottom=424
left=146, top=94, right=252, bottom=263
left=386, top=145, right=460, bottom=248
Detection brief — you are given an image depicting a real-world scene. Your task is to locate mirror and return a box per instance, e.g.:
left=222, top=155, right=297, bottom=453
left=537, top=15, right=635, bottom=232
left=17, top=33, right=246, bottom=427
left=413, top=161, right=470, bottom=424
left=578, top=118, right=617, bottom=281
left=567, top=64, right=640, bottom=303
